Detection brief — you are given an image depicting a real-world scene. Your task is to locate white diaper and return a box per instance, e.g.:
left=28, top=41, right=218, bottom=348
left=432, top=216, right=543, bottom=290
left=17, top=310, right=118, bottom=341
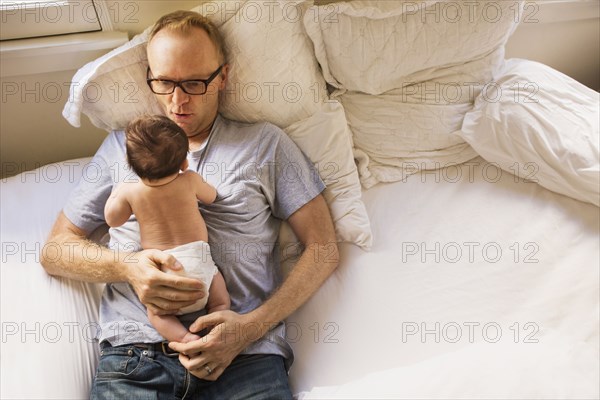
left=163, top=240, right=218, bottom=315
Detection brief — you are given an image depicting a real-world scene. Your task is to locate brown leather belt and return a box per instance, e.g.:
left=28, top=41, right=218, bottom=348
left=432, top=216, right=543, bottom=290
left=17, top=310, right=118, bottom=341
left=133, top=341, right=180, bottom=358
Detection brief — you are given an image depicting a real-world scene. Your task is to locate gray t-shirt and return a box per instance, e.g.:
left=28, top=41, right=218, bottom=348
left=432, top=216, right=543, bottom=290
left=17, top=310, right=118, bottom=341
left=63, top=114, right=325, bottom=363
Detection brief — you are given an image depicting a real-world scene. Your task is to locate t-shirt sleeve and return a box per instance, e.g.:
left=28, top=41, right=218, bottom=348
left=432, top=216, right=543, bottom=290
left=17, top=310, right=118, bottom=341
left=63, top=131, right=126, bottom=235
left=257, top=123, right=325, bottom=221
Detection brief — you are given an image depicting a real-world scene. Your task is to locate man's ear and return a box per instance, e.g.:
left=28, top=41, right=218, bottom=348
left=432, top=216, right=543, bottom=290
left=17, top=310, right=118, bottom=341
left=218, top=63, right=230, bottom=90
left=181, top=158, right=189, bottom=171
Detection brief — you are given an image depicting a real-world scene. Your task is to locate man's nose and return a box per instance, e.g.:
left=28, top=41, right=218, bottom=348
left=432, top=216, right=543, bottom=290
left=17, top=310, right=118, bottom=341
left=171, top=86, right=190, bottom=106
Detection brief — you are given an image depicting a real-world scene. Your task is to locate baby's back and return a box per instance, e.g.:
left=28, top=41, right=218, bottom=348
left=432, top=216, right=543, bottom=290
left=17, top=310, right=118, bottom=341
left=127, top=173, right=209, bottom=250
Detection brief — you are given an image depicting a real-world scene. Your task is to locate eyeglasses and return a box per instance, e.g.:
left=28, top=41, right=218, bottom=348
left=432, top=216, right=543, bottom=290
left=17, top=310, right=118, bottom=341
left=146, top=65, right=224, bottom=95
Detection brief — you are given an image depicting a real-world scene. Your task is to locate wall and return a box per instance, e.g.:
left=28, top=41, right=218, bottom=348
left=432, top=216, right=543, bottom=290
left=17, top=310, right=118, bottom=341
left=1, top=0, right=598, bottom=179
left=0, top=70, right=107, bottom=179
left=109, top=0, right=203, bottom=34
left=0, top=1, right=201, bottom=179
left=507, top=0, right=600, bottom=91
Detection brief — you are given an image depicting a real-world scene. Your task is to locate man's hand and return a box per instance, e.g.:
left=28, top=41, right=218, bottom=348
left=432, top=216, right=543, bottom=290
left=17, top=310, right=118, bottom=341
left=168, top=310, right=259, bottom=381
left=126, top=249, right=206, bottom=315
left=40, top=212, right=206, bottom=316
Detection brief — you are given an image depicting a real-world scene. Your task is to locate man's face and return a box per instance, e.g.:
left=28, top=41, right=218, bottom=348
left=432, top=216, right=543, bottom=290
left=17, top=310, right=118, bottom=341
left=147, top=27, right=227, bottom=137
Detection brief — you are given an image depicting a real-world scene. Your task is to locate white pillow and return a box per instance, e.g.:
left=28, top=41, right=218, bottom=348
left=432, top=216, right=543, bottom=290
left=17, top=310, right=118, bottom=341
left=344, top=91, right=478, bottom=188
left=62, top=28, right=162, bottom=130
left=207, top=0, right=327, bottom=128
left=285, top=101, right=371, bottom=247
left=303, top=0, right=520, bottom=95
left=459, top=59, right=600, bottom=206
left=63, top=0, right=372, bottom=249
left=303, top=1, right=519, bottom=187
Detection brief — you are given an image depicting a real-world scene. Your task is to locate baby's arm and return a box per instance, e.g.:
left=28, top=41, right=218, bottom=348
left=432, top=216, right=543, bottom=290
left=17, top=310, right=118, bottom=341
left=147, top=309, right=200, bottom=343
left=185, top=171, right=217, bottom=205
left=206, top=271, right=230, bottom=314
left=104, top=183, right=133, bottom=227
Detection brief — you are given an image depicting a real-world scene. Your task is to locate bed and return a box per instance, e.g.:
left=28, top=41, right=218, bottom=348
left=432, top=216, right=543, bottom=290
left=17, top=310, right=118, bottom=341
left=1, top=1, right=599, bottom=399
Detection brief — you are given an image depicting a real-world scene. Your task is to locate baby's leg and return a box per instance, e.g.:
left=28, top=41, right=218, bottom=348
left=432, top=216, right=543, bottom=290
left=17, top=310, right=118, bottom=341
left=147, top=310, right=200, bottom=343
left=206, top=270, right=230, bottom=314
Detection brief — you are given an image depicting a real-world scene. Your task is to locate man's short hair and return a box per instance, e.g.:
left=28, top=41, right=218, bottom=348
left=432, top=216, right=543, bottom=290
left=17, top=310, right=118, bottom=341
left=125, top=115, right=189, bottom=180
left=148, top=10, right=228, bottom=64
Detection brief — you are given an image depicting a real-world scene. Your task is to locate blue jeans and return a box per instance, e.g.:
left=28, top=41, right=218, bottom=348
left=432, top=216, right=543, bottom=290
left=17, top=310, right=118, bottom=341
left=90, top=342, right=292, bottom=400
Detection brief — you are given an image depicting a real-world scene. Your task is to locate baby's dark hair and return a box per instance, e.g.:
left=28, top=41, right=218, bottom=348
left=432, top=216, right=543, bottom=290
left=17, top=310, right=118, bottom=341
left=125, top=115, right=189, bottom=180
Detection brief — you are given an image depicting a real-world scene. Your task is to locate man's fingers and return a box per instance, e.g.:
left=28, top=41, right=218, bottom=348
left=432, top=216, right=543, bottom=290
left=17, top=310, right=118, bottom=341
left=170, top=339, right=206, bottom=355
left=157, top=272, right=205, bottom=293
left=178, top=353, right=207, bottom=370
left=157, top=283, right=206, bottom=301
left=140, top=249, right=205, bottom=291
left=189, top=311, right=224, bottom=333
left=137, top=278, right=204, bottom=308
left=182, top=355, right=222, bottom=381
left=206, top=366, right=224, bottom=381
left=177, top=349, right=224, bottom=381
left=161, top=254, right=184, bottom=271
left=143, top=249, right=183, bottom=271
left=153, top=272, right=205, bottom=293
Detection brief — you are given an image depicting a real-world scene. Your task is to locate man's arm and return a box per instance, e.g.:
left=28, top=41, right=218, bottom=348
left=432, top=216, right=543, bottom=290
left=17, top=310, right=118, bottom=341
left=170, top=194, right=339, bottom=380
left=243, top=194, right=338, bottom=328
left=41, top=211, right=207, bottom=315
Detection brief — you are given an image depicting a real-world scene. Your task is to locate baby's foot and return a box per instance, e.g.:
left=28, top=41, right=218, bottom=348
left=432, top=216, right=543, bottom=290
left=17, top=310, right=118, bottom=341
left=182, top=331, right=201, bottom=343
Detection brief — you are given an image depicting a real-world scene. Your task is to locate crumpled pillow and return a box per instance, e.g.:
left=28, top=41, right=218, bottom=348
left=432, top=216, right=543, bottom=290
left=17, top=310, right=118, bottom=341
left=459, top=59, right=600, bottom=206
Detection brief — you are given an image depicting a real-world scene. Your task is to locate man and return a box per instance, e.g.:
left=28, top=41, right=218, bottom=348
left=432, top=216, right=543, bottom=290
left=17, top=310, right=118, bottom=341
left=41, top=10, right=338, bottom=399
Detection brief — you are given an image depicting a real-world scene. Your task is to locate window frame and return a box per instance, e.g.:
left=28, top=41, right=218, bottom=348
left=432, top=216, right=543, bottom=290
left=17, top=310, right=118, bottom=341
left=0, top=0, right=113, bottom=41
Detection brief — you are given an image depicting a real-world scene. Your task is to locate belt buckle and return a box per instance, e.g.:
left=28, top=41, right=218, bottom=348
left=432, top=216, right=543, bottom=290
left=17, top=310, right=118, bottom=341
left=161, top=341, right=180, bottom=358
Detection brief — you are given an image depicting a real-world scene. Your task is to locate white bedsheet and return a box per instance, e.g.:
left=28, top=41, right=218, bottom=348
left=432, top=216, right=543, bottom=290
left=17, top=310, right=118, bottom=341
left=1, top=158, right=103, bottom=399
left=1, top=156, right=598, bottom=399
left=288, top=157, right=599, bottom=398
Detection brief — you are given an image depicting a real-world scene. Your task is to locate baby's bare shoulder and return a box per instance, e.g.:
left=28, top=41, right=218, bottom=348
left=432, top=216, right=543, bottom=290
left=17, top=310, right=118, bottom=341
left=117, top=181, right=146, bottom=206
left=180, top=170, right=202, bottom=182
left=121, top=179, right=144, bottom=194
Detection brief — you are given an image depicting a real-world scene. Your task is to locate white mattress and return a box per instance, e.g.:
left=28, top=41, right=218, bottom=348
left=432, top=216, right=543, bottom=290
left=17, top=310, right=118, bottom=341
left=1, top=156, right=598, bottom=399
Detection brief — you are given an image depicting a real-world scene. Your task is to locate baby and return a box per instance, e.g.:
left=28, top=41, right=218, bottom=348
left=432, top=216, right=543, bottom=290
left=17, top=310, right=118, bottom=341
left=104, top=114, right=230, bottom=343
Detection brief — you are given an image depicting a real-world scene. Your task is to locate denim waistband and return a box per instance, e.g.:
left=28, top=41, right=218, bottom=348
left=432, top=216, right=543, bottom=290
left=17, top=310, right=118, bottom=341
left=100, top=341, right=180, bottom=357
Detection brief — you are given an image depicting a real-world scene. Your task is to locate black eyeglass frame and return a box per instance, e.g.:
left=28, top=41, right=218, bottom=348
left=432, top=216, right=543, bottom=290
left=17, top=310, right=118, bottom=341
left=146, top=65, right=224, bottom=95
